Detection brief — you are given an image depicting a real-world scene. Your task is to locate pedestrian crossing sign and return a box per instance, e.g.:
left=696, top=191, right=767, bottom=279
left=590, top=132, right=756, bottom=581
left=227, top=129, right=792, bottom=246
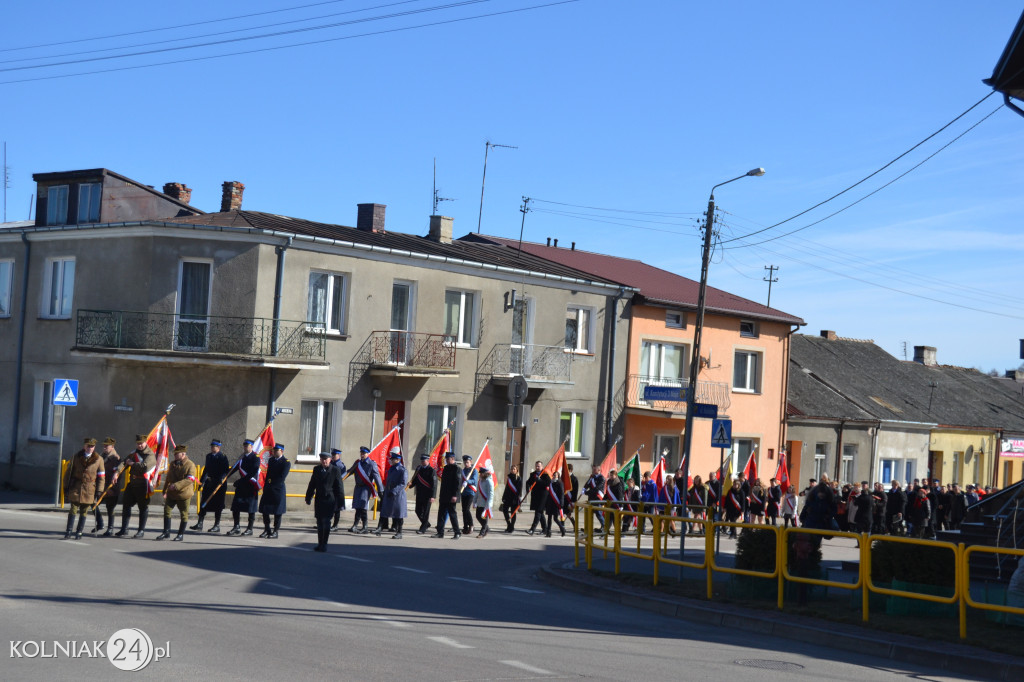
left=711, top=418, right=732, bottom=448
left=52, top=379, right=79, bottom=406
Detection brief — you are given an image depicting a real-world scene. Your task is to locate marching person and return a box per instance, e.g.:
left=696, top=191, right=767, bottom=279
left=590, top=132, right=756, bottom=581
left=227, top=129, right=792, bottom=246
left=782, top=484, right=799, bottom=528
left=115, top=434, right=156, bottom=538
left=226, top=439, right=261, bottom=536
left=434, top=452, right=462, bottom=539
left=526, top=463, right=548, bottom=536
left=259, top=444, right=290, bottom=539
left=623, top=477, right=641, bottom=535
left=459, top=455, right=479, bottom=535
left=157, top=444, right=196, bottom=542
left=191, top=439, right=229, bottom=533
left=748, top=479, right=766, bottom=525
left=474, top=467, right=494, bottom=537
left=377, top=450, right=408, bottom=539
left=886, top=480, right=908, bottom=534
left=63, top=437, right=104, bottom=540
left=582, top=464, right=606, bottom=533
left=95, top=437, right=120, bottom=536
left=349, top=446, right=383, bottom=534
left=501, top=464, right=521, bottom=533
left=545, top=471, right=566, bottom=537
left=563, top=463, right=579, bottom=532
left=306, top=452, right=343, bottom=552
left=410, top=453, right=436, bottom=534
left=766, top=478, right=782, bottom=526
left=725, top=478, right=745, bottom=538
left=329, top=449, right=347, bottom=531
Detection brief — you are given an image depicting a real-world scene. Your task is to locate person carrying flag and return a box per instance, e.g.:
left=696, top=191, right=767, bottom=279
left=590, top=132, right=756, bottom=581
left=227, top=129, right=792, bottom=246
left=63, top=437, right=104, bottom=541
left=459, top=455, right=479, bottom=535
left=226, top=439, right=260, bottom=537
left=306, top=452, right=343, bottom=552
left=524, top=460, right=547, bottom=536
left=259, top=444, right=290, bottom=539
left=562, top=463, right=579, bottom=533
left=191, top=439, right=229, bottom=533
left=410, top=453, right=436, bottom=534
left=157, top=444, right=196, bottom=542
left=545, top=471, right=566, bottom=537
left=582, top=464, right=606, bottom=533
left=93, top=437, right=119, bottom=535
left=329, top=449, right=347, bottom=531
left=501, top=465, right=521, bottom=533
left=377, top=450, right=408, bottom=539
left=115, top=435, right=156, bottom=538
left=474, top=467, right=494, bottom=537
left=349, top=446, right=383, bottom=534
left=434, top=452, right=462, bottom=539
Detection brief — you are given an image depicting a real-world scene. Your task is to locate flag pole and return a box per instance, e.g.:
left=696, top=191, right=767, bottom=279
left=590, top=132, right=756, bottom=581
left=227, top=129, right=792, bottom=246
left=201, top=409, right=279, bottom=510
left=408, top=418, right=455, bottom=489
left=510, top=434, right=568, bottom=520
left=89, top=404, right=175, bottom=514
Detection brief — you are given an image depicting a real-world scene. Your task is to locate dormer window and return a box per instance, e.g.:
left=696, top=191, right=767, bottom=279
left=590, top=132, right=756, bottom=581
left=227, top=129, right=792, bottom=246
left=46, top=185, right=68, bottom=225
left=740, top=319, right=759, bottom=338
left=78, top=183, right=101, bottom=223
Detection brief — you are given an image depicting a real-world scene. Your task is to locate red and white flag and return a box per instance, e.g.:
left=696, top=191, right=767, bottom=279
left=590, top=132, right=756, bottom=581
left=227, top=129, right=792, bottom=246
left=143, top=415, right=175, bottom=495
left=651, top=456, right=667, bottom=501
left=253, top=422, right=276, bottom=490
left=427, top=429, right=451, bottom=478
left=742, top=450, right=758, bottom=482
left=776, top=452, right=790, bottom=491
left=472, top=440, right=493, bottom=473
left=370, top=425, right=402, bottom=485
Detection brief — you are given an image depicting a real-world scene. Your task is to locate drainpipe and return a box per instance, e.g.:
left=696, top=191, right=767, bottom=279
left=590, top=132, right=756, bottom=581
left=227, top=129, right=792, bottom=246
left=780, top=323, right=798, bottom=458
left=8, top=231, right=31, bottom=485
left=869, top=420, right=881, bottom=483
left=835, top=419, right=846, bottom=482
left=266, top=236, right=292, bottom=423
left=605, top=287, right=627, bottom=453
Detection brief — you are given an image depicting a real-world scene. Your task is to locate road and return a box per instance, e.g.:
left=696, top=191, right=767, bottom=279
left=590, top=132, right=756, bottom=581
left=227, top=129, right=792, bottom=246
left=0, top=507, right=973, bottom=680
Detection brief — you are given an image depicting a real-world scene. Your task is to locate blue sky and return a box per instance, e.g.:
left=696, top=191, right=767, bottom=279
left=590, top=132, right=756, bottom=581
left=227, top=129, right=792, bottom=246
left=3, top=1, right=1024, bottom=371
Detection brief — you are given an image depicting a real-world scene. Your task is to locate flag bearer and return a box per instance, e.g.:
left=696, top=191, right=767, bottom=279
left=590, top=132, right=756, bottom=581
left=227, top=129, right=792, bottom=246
left=157, top=444, right=196, bottom=542
left=115, top=435, right=156, bottom=538
left=259, top=444, right=290, bottom=539
left=191, top=439, right=229, bottom=532
left=95, top=437, right=120, bottom=536
left=226, top=439, right=260, bottom=536
left=410, top=453, right=436, bottom=534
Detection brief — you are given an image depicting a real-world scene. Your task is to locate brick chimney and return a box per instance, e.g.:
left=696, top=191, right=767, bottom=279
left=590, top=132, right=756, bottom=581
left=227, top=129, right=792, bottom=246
left=163, top=182, right=192, bottom=204
left=428, top=215, right=453, bottom=244
left=913, top=345, right=937, bottom=366
left=820, top=330, right=837, bottom=340
left=1005, top=369, right=1024, bottom=382
left=220, top=181, right=245, bottom=212
left=357, top=203, right=386, bottom=232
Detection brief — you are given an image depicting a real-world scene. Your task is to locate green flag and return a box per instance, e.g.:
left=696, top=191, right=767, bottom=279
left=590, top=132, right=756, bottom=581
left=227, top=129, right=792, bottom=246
left=618, top=452, right=641, bottom=488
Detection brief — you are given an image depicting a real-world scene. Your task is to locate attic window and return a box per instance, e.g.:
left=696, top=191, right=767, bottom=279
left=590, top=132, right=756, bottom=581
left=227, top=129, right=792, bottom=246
left=666, top=311, right=685, bottom=329
left=740, top=320, right=758, bottom=338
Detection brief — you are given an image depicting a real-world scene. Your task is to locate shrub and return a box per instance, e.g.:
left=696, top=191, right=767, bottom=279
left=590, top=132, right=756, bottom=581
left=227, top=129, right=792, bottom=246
left=870, top=540, right=955, bottom=588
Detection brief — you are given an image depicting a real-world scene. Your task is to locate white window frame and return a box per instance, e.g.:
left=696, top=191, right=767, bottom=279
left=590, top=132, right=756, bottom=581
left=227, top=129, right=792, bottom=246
left=34, top=380, right=63, bottom=441
left=426, top=404, right=460, bottom=453
left=307, top=270, right=348, bottom=335
left=46, top=185, right=68, bottom=226
left=740, top=319, right=759, bottom=338
left=814, top=442, right=828, bottom=481
left=564, top=306, right=594, bottom=353
left=40, top=257, right=75, bottom=319
left=653, top=433, right=681, bottom=471
left=0, top=259, right=13, bottom=317
left=665, top=310, right=685, bottom=329
left=175, top=258, right=213, bottom=351
left=560, top=410, right=586, bottom=457
left=952, top=451, right=961, bottom=485
left=732, top=348, right=762, bottom=393
left=734, top=438, right=758, bottom=477
left=77, top=182, right=102, bottom=223
left=297, top=399, right=339, bottom=464
left=879, top=459, right=899, bottom=484
left=443, top=289, right=477, bottom=347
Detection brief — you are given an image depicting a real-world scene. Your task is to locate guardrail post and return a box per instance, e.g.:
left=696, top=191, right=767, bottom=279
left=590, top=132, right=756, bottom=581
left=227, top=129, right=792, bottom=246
left=861, top=532, right=870, bottom=622
left=613, top=508, right=621, bottom=575
left=586, top=504, right=593, bottom=569
left=574, top=504, right=580, bottom=567
left=958, top=542, right=967, bottom=640
left=777, top=526, right=785, bottom=610
left=652, top=511, right=660, bottom=586
left=705, top=517, right=714, bottom=599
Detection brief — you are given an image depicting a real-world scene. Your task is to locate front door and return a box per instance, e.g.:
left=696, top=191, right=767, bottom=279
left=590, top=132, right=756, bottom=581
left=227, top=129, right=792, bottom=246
left=384, top=400, right=405, bottom=445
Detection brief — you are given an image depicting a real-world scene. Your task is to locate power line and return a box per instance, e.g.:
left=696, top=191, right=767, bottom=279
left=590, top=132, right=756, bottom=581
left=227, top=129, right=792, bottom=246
left=531, top=197, right=697, bottom=217
left=531, top=207, right=700, bottom=236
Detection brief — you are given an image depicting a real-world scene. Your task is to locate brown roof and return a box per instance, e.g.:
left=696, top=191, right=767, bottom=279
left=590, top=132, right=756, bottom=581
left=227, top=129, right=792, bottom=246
left=464, top=234, right=804, bottom=325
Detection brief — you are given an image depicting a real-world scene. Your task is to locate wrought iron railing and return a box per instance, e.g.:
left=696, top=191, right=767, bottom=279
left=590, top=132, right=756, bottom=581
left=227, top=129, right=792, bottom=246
left=75, top=309, right=326, bottom=362
left=369, top=330, right=456, bottom=370
left=485, top=343, right=572, bottom=383
left=624, top=374, right=730, bottom=412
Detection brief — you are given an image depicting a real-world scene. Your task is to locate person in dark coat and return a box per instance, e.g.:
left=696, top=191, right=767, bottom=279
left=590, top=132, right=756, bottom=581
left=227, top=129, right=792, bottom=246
left=459, top=455, right=479, bottom=534
left=582, top=464, right=606, bottom=532
left=348, top=446, right=383, bottom=534
left=501, top=465, right=522, bottom=533
left=434, top=452, right=462, bottom=539
left=936, top=485, right=953, bottom=531
left=853, top=482, right=873, bottom=533
left=410, top=453, right=437, bottom=534
left=886, top=480, right=907, bottom=534
left=64, top=437, right=104, bottom=540
left=622, top=478, right=641, bottom=535
left=93, top=437, right=119, bottom=535
left=724, top=479, right=745, bottom=537
left=948, top=484, right=967, bottom=530
left=259, top=444, right=291, bottom=539
left=563, top=463, right=579, bottom=532
left=908, top=486, right=931, bottom=538
left=306, top=452, right=343, bottom=552
left=226, top=439, right=261, bottom=536
left=870, top=483, right=888, bottom=534
left=766, top=478, right=782, bottom=526
left=925, top=484, right=939, bottom=538
left=115, top=435, right=157, bottom=538
left=525, top=461, right=547, bottom=536
left=545, top=472, right=566, bottom=537
left=192, top=439, right=229, bottom=532
left=377, top=451, right=408, bottom=539
left=800, top=478, right=836, bottom=532
left=329, top=449, right=347, bottom=531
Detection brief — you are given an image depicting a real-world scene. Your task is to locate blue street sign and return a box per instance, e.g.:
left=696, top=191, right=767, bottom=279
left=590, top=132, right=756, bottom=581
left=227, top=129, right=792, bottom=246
left=694, top=403, right=718, bottom=419
left=52, top=379, right=79, bottom=406
left=643, top=385, right=688, bottom=402
left=711, top=418, right=732, bottom=449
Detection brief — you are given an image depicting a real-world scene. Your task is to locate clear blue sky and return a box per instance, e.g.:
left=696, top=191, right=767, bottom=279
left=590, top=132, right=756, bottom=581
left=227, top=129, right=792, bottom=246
left=3, top=1, right=1024, bottom=372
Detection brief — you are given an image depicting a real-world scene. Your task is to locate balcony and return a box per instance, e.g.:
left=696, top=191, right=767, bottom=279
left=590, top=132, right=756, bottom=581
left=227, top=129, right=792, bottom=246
left=74, top=309, right=328, bottom=368
left=483, top=344, right=573, bottom=386
left=366, top=330, right=457, bottom=377
left=622, top=374, right=730, bottom=416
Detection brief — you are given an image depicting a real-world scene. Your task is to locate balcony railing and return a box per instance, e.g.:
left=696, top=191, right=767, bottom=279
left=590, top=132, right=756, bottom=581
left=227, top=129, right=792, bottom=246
left=75, top=309, right=326, bottom=362
left=624, top=374, right=730, bottom=413
left=369, top=331, right=456, bottom=371
left=485, top=343, right=573, bottom=384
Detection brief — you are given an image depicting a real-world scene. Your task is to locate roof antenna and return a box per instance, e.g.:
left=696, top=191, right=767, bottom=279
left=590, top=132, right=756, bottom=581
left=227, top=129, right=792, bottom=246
left=432, top=158, right=454, bottom=215
left=477, top=140, right=517, bottom=233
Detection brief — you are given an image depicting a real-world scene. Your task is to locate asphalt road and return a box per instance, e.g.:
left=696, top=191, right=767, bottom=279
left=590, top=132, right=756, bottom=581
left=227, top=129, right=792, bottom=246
left=0, top=507, right=974, bottom=681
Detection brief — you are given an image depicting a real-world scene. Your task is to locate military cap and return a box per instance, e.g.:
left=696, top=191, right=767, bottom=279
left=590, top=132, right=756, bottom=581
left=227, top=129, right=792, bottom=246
left=462, top=455, right=472, bottom=463
left=419, top=453, right=430, bottom=460
left=318, top=452, right=331, bottom=459
left=244, top=439, right=255, bottom=446
left=273, top=443, right=284, bottom=451
left=445, top=451, right=457, bottom=460
left=210, top=439, right=222, bottom=447
left=174, top=444, right=188, bottom=453
left=102, top=437, right=116, bottom=446
left=83, top=437, right=97, bottom=446
left=359, top=446, right=371, bottom=454
left=135, top=434, right=147, bottom=443
left=330, top=448, right=342, bottom=456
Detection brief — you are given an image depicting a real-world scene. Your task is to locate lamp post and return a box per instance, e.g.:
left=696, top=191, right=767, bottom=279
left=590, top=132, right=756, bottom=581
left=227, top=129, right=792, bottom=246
left=679, top=168, right=764, bottom=574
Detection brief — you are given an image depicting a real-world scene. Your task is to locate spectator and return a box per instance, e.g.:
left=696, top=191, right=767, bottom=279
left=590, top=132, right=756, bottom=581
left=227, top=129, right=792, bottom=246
left=908, top=486, right=932, bottom=538
left=870, top=482, right=888, bottom=534
left=886, top=480, right=907, bottom=534
left=782, top=485, right=798, bottom=528
left=853, top=481, right=873, bottom=533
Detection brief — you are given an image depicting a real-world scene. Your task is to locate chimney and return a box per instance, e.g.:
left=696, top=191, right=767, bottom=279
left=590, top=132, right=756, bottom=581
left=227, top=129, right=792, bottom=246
left=220, top=181, right=244, bottom=212
left=163, top=182, right=192, bottom=204
left=357, top=203, right=386, bottom=233
left=820, top=330, right=837, bottom=340
left=913, top=345, right=937, bottom=366
left=428, top=215, right=453, bottom=244
left=553, top=238, right=558, bottom=247
left=1005, top=369, right=1024, bottom=382
left=546, top=237, right=551, bottom=246
left=571, top=241, right=576, bottom=250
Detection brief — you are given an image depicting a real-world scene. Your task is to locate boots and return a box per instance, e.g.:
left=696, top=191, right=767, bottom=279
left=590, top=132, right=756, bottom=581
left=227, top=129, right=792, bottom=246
left=92, top=508, right=104, bottom=534
left=115, top=509, right=131, bottom=537
left=392, top=519, right=403, bottom=540
left=226, top=512, right=241, bottom=535
left=190, top=512, right=205, bottom=531
left=156, top=517, right=172, bottom=540
left=63, top=513, right=75, bottom=540
left=269, top=515, right=281, bottom=539
left=132, top=508, right=148, bottom=538
left=260, top=514, right=271, bottom=538
left=173, top=521, right=186, bottom=542
left=208, top=512, right=221, bottom=533
left=74, top=514, right=87, bottom=540
left=241, top=514, right=254, bottom=536
left=102, top=509, right=115, bottom=537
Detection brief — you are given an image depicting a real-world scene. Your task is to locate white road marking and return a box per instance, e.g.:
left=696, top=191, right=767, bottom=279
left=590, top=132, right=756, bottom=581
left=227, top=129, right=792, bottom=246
left=501, top=586, right=543, bottom=594
left=393, top=565, right=429, bottom=574
left=335, top=554, right=371, bottom=563
left=427, top=636, right=473, bottom=649
left=368, top=615, right=410, bottom=628
left=266, top=581, right=295, bottom=591
left=314, top=597, right=350, bottom=608
left=448, top=577, right=487, bottom=584
left=1, top=531, right=34, bottom=537
left=62, top=540, right=89, bottom=547
left=0, top=509, right=40, bottom=516
left=500, top=660, right=554, bottom=675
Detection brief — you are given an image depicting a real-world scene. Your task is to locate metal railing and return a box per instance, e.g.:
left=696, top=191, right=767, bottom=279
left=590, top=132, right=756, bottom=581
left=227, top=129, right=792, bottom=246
left=484, top=343, right=573, bottom=383
left=75, top=309, right=326, bottom=361
left=623, top=374, right=730, bottom=412
left=369, top=330, right=456, bottom=370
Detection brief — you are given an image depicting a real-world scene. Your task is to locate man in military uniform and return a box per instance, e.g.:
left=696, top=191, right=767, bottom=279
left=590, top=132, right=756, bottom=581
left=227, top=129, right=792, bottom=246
left=226, top=438, right=261, bottom=536
left=306, top=451, right=343, bottom=552
left=348, top=445, right=382, bottom=534
left=434, top=452, right=462, bottom=539
left=459, top=455, right=479, bottom=534
left=409, top=453, right=436, bottom=534
left=259, top=443, right=291, bottom=539
left=157, top=444, right=197, bottom=541
left=94, top=437, right=120, bottom=536
left=582, top=464, right=606, bottom=533
left=115, top=435, right=156, bottom=538
left=63, top=437, right=104, bottom=540
left=377, top=450, right=408, bottom=538
left=329, top=448, right=347, bottom=531
left=191, top=439, right=229, bottom=532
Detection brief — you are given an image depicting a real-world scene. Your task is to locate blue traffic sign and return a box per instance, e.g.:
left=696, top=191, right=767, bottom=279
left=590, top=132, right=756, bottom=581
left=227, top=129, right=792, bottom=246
left=52, top=379, right=79, bottom=406
left=711, top=418, right=732, bottom=448
left=643, top=385, right=689, bottom=402
left=694, top=403, right=718, bottom=419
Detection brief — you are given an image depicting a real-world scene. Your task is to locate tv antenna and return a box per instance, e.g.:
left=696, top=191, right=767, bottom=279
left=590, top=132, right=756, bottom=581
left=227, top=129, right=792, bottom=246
left=432, top=158, right=454, bottom=215
left=477, top=140, right=517, bottom=233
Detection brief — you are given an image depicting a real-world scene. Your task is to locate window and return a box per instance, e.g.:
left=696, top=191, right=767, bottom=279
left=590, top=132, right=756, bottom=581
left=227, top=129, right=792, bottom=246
left=665, top=310, right=685, bottom=329
left=733, top=350, right=761, bottom=392
left=565, top=306, right=593, bottom=352
left=880, top=459, right=898, bottom=484
left=733, top=438, right=758, bottom=478
left=640, top=341, right=687, bottom=381
left=46, top=185, right=68, bottom=225
left=426, top=404, right=459, bottom=452
left=0, top=260, right=12, bottom=317
left=740, top=320, right=759, bottom=338
left=814, top=443, right=828, bottom=481
left=298, top=399, right=337, bottom=462
left=952, top=452, right=961, bottom=485
left=175, top=260, right=211, bottom=351
left=41, top=258, right=75, bottom=319
left=559, top=410, right=585, bottom=456
left=904, top=460, right=916, bottom=485
left=77, top=183, right=101, bottom=223
left=1003, top=460, right=1013, bottom=486
left=34, top=380, right=63, bottom=441
left=654, top=434, right=680, bottom=471
left=841, top=443, right=856, bottom=483
left=308, top=271, right=347, bottom=334
left=444, top=290, right=476, bottom=346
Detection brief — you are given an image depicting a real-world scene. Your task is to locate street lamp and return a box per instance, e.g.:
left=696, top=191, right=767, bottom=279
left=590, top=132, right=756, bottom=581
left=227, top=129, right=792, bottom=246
left=679, top=167, right=765, bottom=572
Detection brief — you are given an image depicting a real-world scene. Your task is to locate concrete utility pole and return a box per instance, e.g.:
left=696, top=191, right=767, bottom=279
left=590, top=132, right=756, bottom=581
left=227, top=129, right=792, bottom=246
left=477, top=141, right=517, bottom=233
left=763, top=265, right=779, bottom=307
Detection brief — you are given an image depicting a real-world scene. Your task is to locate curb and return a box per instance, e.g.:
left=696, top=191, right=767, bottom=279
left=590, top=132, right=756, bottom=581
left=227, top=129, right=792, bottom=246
left=538, top=562, right=1024, bottom=682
